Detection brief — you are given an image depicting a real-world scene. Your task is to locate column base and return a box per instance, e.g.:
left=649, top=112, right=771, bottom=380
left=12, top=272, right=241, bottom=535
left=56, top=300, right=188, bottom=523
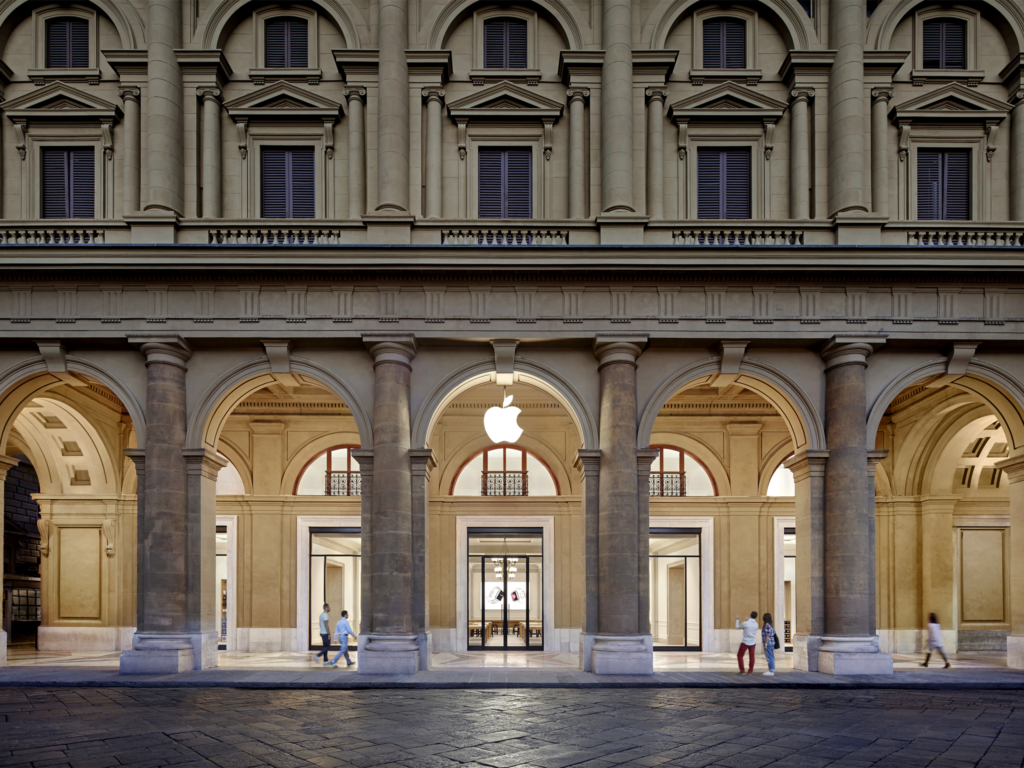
left=1006, top=635, right=1024, bottom=668
left=120, top=634, right=194, bottom=674
left=357, top=633, right=429, bottom=674
left=792, top=634, right=822, bottom=672
left=581, top=633, right=654, bottom=675
left=817, top=636, right=893, bottom=676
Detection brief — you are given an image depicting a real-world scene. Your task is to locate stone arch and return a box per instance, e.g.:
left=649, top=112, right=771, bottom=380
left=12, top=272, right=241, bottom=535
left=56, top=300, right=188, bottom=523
left=424, top=0, right=585, bottom=51
left=643, top=0, right=811, bottom=51
left=186, top=356, right=372, bottom=453
left=280, top=430, right=362, bottom=495
left=0, top=355, right=146, bottom=454
left=0, top=0, right=143, bottom=57
left=757, top=439, right=795, bottom=496
left=637, top=356, right=826, bottom=453
left=439, top=434, right=573, bottom=496
left=412, top=356, right=598, bottom=451
left=198, top=0, right=364, bottom=52
left=214, top=440, right=253, bottom=495
left=868, top=0, right=1024, bottom=56
left=867, top=358, right=1024, bottom=455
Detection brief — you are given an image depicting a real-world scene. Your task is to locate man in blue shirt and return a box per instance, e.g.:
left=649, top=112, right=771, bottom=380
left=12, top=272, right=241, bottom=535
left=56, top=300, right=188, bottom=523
left=315, top=604, right=331, bottom=665
left=330, top=610, right=357, bottom=667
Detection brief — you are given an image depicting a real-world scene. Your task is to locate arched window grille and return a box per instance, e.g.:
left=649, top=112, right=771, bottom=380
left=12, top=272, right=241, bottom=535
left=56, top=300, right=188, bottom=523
left=649, top=446, right=717, bottom=497
left=452, top=446, right=559, bottom=496
left=296, top=446, right=361, bottom=496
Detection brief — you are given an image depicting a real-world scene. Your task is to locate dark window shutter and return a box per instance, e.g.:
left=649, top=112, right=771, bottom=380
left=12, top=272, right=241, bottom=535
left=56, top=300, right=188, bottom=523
left=703, top=18, right=744, bottom=69
left=702, top=19, right=722, bottom=69
left=265, top=19, right=286, bottom=68
left=47, top=19, right=88, bottom=68
left=262, top=148, right=287, bottom=217
left=924, top=19, right=965, bottom=70
left=724, top=149, right=750, bottom=218
left=724, top=20, right=745, bottom=68
left=917, top=149, right=970, bottom=220
left=697, top=148, right=749, bottom=219
left=42, top=148, right=93, bottom=218
left=70, top=149, right=94, bottom=218
left=507, top=19, right=527, bottom=69
left=288, top=18, right=308, bottom=68
left=697, top=149, right=722, bottom=218
left=478, top=148, right=504, bottom=217
left=505, top=149, right=532, bottom=218
left=289, top=147, right=316, bottom=218
left=484, top=19, right=505, bottom=69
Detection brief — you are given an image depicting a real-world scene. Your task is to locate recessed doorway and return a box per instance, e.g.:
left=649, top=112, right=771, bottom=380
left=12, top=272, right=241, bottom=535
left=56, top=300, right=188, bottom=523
left=467, top=528, right=543, bottom=650
left=650, top=528, right=702, bottom=651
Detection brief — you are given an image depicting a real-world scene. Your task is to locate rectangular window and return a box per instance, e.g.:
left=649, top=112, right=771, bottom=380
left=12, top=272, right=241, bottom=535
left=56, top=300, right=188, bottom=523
left=265, top=17, right=308, bottom=68
left=41, top=148, right=94, bottom=219
left=697, top=148, right=750, bottom=219
left=917, top=149, right=970, bottom=220
left=923, top=19, right=965, bottom=70
left=479, top=148, right=531, bottom=219
left=483, top=18, right=527, bottom=69
left=261, top=147, right=315, bottom=218
left=702, top=18, right=745, bottom=69
left=46, top=18, right=88, bottom=69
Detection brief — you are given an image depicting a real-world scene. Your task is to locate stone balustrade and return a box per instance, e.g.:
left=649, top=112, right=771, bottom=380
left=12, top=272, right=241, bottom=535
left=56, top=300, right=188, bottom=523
left=205, top=225, right=357, bottom=245
left=905, top=228, right=1024, bottom=247
left=671, top=228, right=804, bottom=246
left=440, top=228, right=569, bottom=245
left=0, top=226, right=107, bottom=245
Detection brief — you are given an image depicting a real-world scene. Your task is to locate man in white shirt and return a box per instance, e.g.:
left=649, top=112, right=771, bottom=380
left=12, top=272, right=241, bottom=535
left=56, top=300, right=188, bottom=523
left=315, top=603, right=331, bottom=665
left=735, top=611, right=759, bottom=675
left=330, top=610, right=357, bottom=667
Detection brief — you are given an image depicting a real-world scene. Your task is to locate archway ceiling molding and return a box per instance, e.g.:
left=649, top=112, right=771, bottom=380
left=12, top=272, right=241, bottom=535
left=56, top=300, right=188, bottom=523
left=637, top=356, right=824, bottom=453
left=0, top=354, right=145, bottom=455
left=424, top=0, right=585, bottom=50
left=643, top=0, right=811, bottom=50
left=197, top=0, right=366, bottom=52
left=867, top=358, right=1024, bottom=457
left=0, top=0, right=143, bottom=51
left=187, top=356, right=372, bottom=454
left=214, top=437, right=254, bottom=495
left=412, top=356, right=597, bottom=451
left=922, top=410, right=1003, bottom=497
left=867, top=0, right=1024, bottom=54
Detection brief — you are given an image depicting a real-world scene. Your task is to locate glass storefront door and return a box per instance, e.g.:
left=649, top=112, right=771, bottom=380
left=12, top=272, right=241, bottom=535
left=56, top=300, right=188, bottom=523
left=309, top=528, right=361, bottom=650
left=216, top=525, right=228, bottom=650
left=468, top=529, right=543, bottom=650
left=650, top=528, right=701, bottom=650
left=783, top=527, right=795, bottom=651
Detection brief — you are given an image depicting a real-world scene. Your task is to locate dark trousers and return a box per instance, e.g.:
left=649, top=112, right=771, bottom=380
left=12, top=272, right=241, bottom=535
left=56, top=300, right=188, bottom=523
left=923, top=647, right=949, bottom=666
left=316, top=633, right=331, bottom=660
left=737, top=643, right=755, bottom=672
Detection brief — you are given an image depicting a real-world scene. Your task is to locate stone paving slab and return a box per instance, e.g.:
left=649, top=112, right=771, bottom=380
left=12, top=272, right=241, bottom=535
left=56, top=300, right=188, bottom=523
left=3, top=666, right=1024, bottom=690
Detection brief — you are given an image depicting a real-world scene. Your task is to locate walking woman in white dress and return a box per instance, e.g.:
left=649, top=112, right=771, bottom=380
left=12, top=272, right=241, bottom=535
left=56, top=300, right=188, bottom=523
left=920, top=612, right=951, bottom=669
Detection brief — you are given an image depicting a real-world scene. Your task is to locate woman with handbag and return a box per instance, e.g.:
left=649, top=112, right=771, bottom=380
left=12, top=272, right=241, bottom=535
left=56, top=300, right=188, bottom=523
left=761, top=612, right=778, bottom=677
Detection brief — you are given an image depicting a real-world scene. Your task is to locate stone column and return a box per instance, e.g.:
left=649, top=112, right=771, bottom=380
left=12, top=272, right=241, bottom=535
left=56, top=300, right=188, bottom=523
left=827, top=0, right=868, bottom=216
left=376, top=0, right=409, bottom=213
left=359, top=334, right=424, bottom=673
left=198, top=89, right=222, bottom=219
left=818, top=336, right=892, bottom=675
left=346, top=88, right=367, bottom=219
left=182, top=448, right=225, bottom=669
left=583, top=336, right=653, bottom=674
left=119, top=88, right=142, bottom=215
left=422, top=89, right=444, bottom=219
left=636, top=449, right=660, bottom=635
left=1011, top=96, right=1024, bottom=221
left=567, top=88, right=589, bottom=220
left=410, top=448, right=435, bottom=668
left=997, top=455, right=1024, bottom=667
left=870, top=89, right=892, bottom=219
left=785, top=450, right=828, bottom=671
left=789, top=89, right=811, bottom=220
left=645, top=88, right=667, bottom=221
left=351, top=449, right=374, bottom=634
left=600, top=0, right=634, bottom=213
left=120, top=336, right=196, bottom=674
left=124, top=449, right=147, bottom=639
left=0, top=454, right=20, bottom=667
left=146, top=0, right=185, bottom=215
left=575, top=449, right=601, bottom=655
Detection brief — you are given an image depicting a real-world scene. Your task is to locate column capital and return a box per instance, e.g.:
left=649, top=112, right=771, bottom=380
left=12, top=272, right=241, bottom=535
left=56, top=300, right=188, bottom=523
left=593, top=335, right=647, bottom=368
left=0, top=453, right=20, bottom=482
left=118, top=86, right=141, bottom=103
left=364, top=334, right=417, bottom=367
left=567, top=87, right=590, bottom=103
left=124, top=447, right=146, bottom=472
left=871, top=87, right=893, bottom=104
left=574, top=448, right=601, bottom=479
left=410, top=448, right=437, bottom=479
left=182, top=448, right=227, bottom=480
left=637, top=448, right=660, bottom=472
left=820, top=335, right=886, bottom=371
left=196, top=87, right=221, bottom=103
left=866, top=449, right=888, bottom=478
left=345, top=86, right=367, bottom=102
left=645, top=86, right=669, bottom=103
left=996, top=454, right=1024, bottom=482
left=127, top=335, right=192, bottom=368
left=790, top=88, right=814, bottom=104
left=784, top=449, right=830, bottom=481
left=421, top=87, right=445, bottom=103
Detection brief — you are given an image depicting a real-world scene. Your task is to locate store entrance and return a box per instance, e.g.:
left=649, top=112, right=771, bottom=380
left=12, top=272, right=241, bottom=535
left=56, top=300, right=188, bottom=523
left=650, top=528, right=702, bottom=651
left=468, top=529, right=543, bottom=650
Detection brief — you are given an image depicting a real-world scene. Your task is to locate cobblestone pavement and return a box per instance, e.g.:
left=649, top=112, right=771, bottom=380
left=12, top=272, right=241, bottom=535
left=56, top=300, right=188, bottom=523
left=3, top=689, right=1024, bottom=768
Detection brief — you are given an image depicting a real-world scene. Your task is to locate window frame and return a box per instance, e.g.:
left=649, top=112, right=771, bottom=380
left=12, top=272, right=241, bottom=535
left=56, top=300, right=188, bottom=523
left=478, top=147, right=533, bottom=219
left=449, top=445, right=560, bottom=496
left=695, top=146, right=752, bottom=220
left=915, top=147, right=971, bottom=221
left=25, top=136, right=105, bottom=219
left=471, top=6, right=540, bottom=85
left=246, top=132, right=327, bottom=219
left=907, top=138, right=984, bottom=221
left=649, top=445, right=718, bottom=497
left=689, top=7, right=760, bottom=86
left=260, top=145, right=317, bottom=218
left=30, top=5, right=100, bottom=85
left=685, top=135, right=765, bottom=219
left=294, top=444, right=361, bottom=495
left=466, top=128, right=544, bottom=219
left=40, top=147, right=95, bottom=219
left=250, top=6, right=321, bottom=84
left=911, top=6, right=982, bottom=86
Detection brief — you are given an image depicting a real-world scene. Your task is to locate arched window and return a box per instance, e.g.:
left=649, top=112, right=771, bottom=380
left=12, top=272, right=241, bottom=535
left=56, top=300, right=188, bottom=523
left=650, top=447, right=716, bottom=497
left=483, top=18, right=527, bottom=69
left=46, top=18, right=89, bottom=69
left=767, top=454, right=795, bottom=496
left=265, top=17, right=308, bottom=68
left=452, top=446, right=558, bottom=496
left=216, top=452, right=246, bottom=495
left=296, top=446, right=361, bottom=496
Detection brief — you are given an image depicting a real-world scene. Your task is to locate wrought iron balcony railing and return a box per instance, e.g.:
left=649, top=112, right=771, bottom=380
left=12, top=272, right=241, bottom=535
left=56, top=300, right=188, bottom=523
left=650, top=472, right=684, bottom=497
left=482, top=471, right=527, bottom=496
left=326, top=471, right=361, bottom=496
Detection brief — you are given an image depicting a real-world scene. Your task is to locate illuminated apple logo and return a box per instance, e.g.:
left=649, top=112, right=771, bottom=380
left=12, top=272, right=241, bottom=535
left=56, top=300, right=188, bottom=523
left=484, top=393, right=523, bottom=443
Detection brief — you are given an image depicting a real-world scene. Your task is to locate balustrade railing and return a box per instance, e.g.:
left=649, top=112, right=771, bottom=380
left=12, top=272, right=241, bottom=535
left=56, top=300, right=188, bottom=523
left=326, top=471, right=361, bottom=497
left=482, top=471, right=527, bottom=496
left=672, top=228, right=803, bottom=245
left=208, top=227, right=355, bottom=245
left=0, top=227, right=105, bottom=244
left=442, top=228, right=569, bottom=245
left=906, top=228, right=1024, bottom=246
left=650, top=472, right=684, bottom=497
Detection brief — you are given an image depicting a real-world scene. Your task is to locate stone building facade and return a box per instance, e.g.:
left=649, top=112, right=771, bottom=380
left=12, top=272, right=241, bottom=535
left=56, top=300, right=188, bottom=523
left=0, top=0, right=1022, bottom=675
